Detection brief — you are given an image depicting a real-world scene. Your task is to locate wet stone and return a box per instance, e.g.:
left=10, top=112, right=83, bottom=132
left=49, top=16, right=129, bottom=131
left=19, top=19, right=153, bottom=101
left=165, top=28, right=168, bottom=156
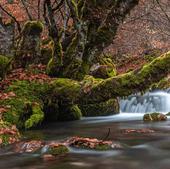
left=143, top=112, right=167, bottom=121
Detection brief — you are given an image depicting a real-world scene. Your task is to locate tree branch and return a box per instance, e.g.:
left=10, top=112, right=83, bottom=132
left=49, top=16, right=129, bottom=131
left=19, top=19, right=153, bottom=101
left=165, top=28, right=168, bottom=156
left=80, top=51, right=170, bottom=104
left=20, top=0, right=33, bottom=20
left=0, top=4, right=21, bottom=33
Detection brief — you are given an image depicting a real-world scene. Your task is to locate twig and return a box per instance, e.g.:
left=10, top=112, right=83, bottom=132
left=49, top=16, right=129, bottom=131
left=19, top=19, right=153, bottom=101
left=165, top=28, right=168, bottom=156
left=102, top=128, right=111, bottom=141
left=0, top=4, right=21, bottom=33
left=20, top=0, right=33, bottom=20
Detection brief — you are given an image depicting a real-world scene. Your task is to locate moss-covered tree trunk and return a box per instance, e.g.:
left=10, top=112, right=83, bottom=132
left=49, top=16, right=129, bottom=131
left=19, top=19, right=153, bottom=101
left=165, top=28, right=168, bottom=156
left=15, top=21, right=43, bottom=67
left=47, top=51, right=170, bottom=117
left=80, top=52, right=170, bottom=103
left=46, top=0, right=139, bottom=80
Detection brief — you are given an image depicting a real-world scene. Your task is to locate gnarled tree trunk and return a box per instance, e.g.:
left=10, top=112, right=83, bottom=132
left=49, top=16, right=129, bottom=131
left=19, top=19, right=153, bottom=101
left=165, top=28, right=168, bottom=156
left=45, top=0, right=139, bottom=80
left=46, top=51, right=170, bottom=118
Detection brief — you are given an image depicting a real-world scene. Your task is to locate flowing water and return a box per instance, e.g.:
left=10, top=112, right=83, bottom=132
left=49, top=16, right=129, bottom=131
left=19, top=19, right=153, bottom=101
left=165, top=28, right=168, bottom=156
left=120, top=91, right=170, bottom=113
left=1, top=91, right=170, bottom=169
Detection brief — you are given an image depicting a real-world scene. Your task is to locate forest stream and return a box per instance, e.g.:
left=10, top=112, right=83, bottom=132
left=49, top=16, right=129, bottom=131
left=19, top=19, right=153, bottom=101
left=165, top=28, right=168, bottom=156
left=1, top=1, right=170, bottom=169
left=0, top=91, right=170, bottom=169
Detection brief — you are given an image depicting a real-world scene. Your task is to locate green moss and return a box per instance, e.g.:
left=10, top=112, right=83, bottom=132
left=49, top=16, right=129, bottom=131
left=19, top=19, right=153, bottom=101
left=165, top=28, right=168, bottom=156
left=15, top=21, right=43, bottom=67
left=0, top=120, right=20, bottom=146
left=69, top=105, right=82, bottom=120
left=91, top=56, right=117, bottom=79
left=152, top=77, right=170, bottom=90
left=25, top=103, right=44, bottom=129
left=46, top=57, right=54, bottom=75
left=23, top=21, right=43, bottom=36
left=50, top=78, right=81, bottom=101
left=144, top=49, right=162, bottom=62
left=57, top=104, right=82, bottom=121
left=40, top=47, right=53, bottom=64
left=166, top=112, right=170, bottom=116
left=54, top=40, right=63, bottom=65
left=46, top=39, right=63, bottom=77
left=81, top=99, right=119, bottom=117
left=91, top=65, right=116, bottom=79
left=47, top=145, right=69, bottom=156
left=143, top=112, right=167, bottom=121
left=43, top=78, right=82, bottom=121
left=81, top=51, right=170, bottom=104
left=95, top=144, right=111, bottom=151
left=0, top=80, right=49, bottom=129
left=0, top=55, right=10, bottom=80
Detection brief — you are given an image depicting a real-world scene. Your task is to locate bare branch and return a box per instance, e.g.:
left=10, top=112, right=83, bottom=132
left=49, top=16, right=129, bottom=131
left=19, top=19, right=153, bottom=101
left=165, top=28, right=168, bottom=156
left=0, top=4, right=21, bottom=33
left=20, top=0, right=33, bottom=20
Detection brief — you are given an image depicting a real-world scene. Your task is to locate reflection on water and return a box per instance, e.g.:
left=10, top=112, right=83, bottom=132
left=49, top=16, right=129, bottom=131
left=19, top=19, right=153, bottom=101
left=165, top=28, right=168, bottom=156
left=120, top=91, right=170, bottom=113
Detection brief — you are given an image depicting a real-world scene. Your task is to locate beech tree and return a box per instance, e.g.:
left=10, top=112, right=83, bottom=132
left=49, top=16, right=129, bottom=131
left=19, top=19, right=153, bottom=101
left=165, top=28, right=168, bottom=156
left=1, top=0, right=170, bottom=125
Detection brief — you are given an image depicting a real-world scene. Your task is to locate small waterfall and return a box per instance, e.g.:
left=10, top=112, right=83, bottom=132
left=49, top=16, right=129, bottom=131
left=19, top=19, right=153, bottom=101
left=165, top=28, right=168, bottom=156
left=120, top=91, right=170, bottom=114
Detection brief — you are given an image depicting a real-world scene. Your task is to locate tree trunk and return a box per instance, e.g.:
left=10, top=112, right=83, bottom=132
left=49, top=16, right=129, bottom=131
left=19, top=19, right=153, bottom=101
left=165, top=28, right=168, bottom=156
left=46, top=0, right=139, bottom=80
left=49, top=51, right=170, bottom=104
left=45, top=51, right=170, bottom=119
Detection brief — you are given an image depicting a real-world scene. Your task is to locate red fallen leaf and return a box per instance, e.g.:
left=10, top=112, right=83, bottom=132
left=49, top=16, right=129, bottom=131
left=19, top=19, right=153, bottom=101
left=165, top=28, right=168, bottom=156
left=0, top=107, right=7, bottom=113
left=67, top=136, right=113, bottom=149
left=0, top=138, right=2, bottom=144
left=0, top=65, right=51, bottom=91
left=42, top=154, right=56, bottom=161
left=14, top=140, right=45, bottom=153
left=11, top=125, right=17, bottom=131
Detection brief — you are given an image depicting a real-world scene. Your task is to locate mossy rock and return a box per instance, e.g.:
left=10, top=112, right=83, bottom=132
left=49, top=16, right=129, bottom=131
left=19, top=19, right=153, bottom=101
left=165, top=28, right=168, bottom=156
left=143, top=112, right=167, bottom=121
left=47, top=144, right=69, bottom=156
left=0, top=55, right=10, bottom=80
left=24, top=102, right=44, bottom=129
left=90, top=64, right=117, bottom=79
left=166, top=112, right=170, bottom=116
left=58, top=105, right=82, bottom=121
left=68, top=137, right=121, bottom=151
left=95, top=144, right=113, bottom=151
left=81, top=99, right=119, bottom=117
left=0, top=80, right=49, bottom=129
left=44, top=79, right=82, bottom=121
left=90, top=56, right=117, bottom=79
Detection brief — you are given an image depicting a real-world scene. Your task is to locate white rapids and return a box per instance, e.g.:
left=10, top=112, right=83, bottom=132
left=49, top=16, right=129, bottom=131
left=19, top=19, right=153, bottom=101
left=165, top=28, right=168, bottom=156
left=120, top=90, right=170, bottom=114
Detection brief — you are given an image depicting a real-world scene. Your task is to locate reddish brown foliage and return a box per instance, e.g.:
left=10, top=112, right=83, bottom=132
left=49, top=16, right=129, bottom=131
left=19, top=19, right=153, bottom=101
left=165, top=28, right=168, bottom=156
left=0, top=64, right=51, bottom=90
left=14, top=140, right=45, bottom=153
left=66, top=136, right=120, bottom=149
